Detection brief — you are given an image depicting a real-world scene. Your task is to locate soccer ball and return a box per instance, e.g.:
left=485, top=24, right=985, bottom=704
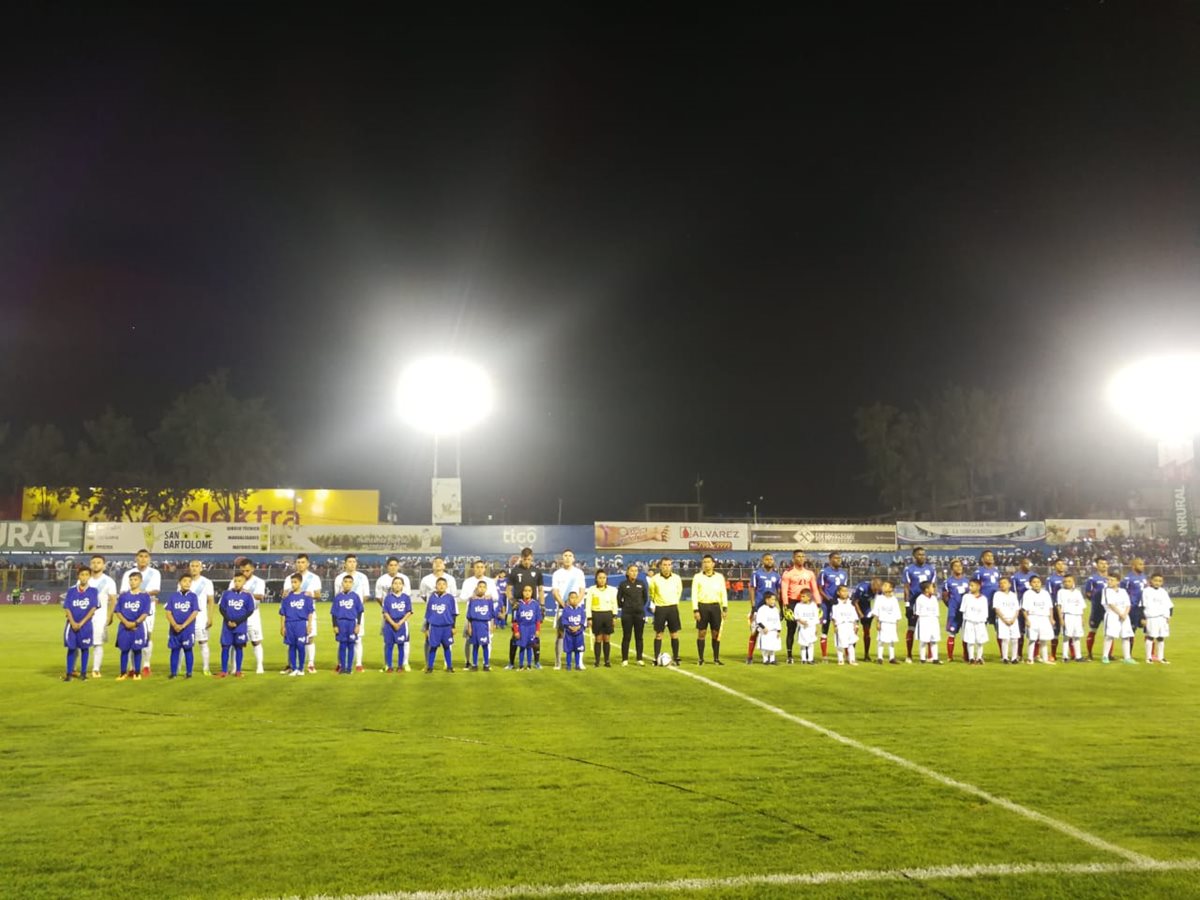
left=657, top=652, right=674, bottom=667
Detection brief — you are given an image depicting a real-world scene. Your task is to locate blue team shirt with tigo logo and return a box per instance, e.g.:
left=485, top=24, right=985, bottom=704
left=515, top=599, right=543, bottom=627
left=117, top=591, right=152, bottom=624
left=424, top=593, right=456, bottom=627
left=382, top=593, right=412, bottom=626
left=467, top=597, right=497, bottom=625
left=64, top=586, right=99, bottom=624
left=281, top=593, right=315, bottom=623
left=332, top=592, right=364, bottom=625
left=561, top=606, right=586, bottom=631
left=218, top=590, right=255, bottom=634
left=165, top=591, right=199, bottom=627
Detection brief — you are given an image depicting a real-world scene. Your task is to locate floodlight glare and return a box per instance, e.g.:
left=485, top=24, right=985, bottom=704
left=396, top=356, right=494, bottom=436
left=1106, top=354, right=1200, bottom=442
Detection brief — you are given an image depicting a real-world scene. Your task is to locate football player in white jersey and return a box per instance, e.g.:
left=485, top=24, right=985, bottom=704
left=374, top=556, right=412, bottom=669
left=119, top=549, right=161, bottom=675
left=333, top=554, right=371, bottom=671
left=282, top=554, right=323, bottom=672
left=86, top=555, right=118, bottom=677
left=185, top=560, right=216, bottom=675
left=230, top=558, right=267, bottom=674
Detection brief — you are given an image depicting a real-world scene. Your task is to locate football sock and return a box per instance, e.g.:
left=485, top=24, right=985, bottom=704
left=133, top=650, right=143, bottom=672
left=747, top=634, right=757, bottom=660
left=221, top=647, right=230, bottom=673
left=711, top=639, right=719, bottom=662
left=170, top=647, right=180, bottom=676
left=919, top=644, right=926, bottom=662
left=862, top=630, right=871, bottom=657
left=946, top=635, right=955, bottom=660
left=1123, top=638, right=1132, bottom=660
left=603, top=641, right=611, bottom=663
left=200, top=643, right=209, bottom=672
left=120, top=650, right=130, bottom=674
left=888, top=644, right=896, bottom=660
left=79, top=648, right=90, bottom=674
left=930, top=643, right=938, bottom=661
left=443, top=646, right=453, bottom=669
left=671, top=637, right=680, bottom=662
left=1102, top=637, right=1113, bottom=661
left=92, top=645, right=104, bottom=673
left=847, top=646, right=856, bottom=664
left=1158, top=639, right=1166, bottom=662
left=253, top=643, right=264, bottom=673
left=1017, top=636, right=1025, bottom=659
left=66, top=649, right=76, bottom=677
left=1086, top=631, right=1096, bottom=657
left=595, top=643, right=602, bottom=666
left=820, top=635, right=828, bottom=659
left=696, top=639, right=705, bottom=662
left=905, top=629, right=915, bottom=658
left=654, top=638, right=662, bottom=660
left=145, top=640, right=153, bottom=670
left=233, top=647, right=243, bottom=673
left=354, top=640, right=364, bottom=668
left=184, top=648, right=194, bottom=676
left=509, top=638, right=518, bottom=666
left=306, top=641, right=316, bottom=669
left=385, top=644, right=394, bottom=668
left=574, top=650, right=582, bottom=669
left=555, top=637, right=563, bottom=667
left=483, top=644, right=490, bottom=667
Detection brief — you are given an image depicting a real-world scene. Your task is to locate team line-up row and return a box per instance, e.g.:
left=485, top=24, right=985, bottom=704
left=57, top=548, right=1178, bottom=678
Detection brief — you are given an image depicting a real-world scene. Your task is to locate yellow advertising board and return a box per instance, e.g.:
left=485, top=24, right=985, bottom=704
left=23, top=488, right=379, bottom=526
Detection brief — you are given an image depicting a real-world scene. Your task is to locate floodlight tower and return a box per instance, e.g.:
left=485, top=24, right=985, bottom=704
left=396, top=356, right=495, bottom=525
left=1106, top=354, right=1200, bottom=538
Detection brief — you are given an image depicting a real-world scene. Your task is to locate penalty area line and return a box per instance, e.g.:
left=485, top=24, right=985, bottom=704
left=671, top=667, right=1157, bottom=866
left=284, top=859, right=1200, bottom=900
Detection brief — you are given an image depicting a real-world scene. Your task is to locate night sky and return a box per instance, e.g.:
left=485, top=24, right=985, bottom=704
left=4, top=5, right=1200, bottom=523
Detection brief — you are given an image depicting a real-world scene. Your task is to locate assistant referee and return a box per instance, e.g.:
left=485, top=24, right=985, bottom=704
left=691, top=554, right=728, bottom=665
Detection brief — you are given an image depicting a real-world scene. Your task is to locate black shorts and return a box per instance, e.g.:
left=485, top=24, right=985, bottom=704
left=591, top=611, right=615, bottom=636
left=695, top=602, right=723, bottom=631
left=653, top=606, right=682, bottom=634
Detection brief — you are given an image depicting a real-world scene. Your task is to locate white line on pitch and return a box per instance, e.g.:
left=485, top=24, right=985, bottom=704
left=284, top=858, right=1200, bottom=900
left=671, top=667, right=1156, bottom=866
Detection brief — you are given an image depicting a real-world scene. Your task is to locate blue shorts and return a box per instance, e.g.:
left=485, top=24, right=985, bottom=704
left=1129, top=605, right=1144, bottom=631
left=517, top=627, right=538, bottom=649
left=284, top=620, right=308, bottom=647
left=383, top=624, right=409, bottom=646
left=946, top=600, right=962, bottom=634
left=221, top=625, right=248, bottom=647
left=1088, top=599, right=1105, bottom=631
left=117, top=624, right=147, bottom=651
left=467, top=623, right=491, bottom=646
left=334, top=620, right=358, bottom=643
left=167, top=626, right=196, bottom=650
left=563, top=630, right=584, bottom=653
left=428, top=625, right=454, bottom=649
left=64, top=623, right=94, bottom=650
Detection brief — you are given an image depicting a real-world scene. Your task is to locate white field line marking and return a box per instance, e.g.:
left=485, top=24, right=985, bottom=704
left=287, top=859, right=1200, bottom=900
left=671, top=667, right=1157, bottom=866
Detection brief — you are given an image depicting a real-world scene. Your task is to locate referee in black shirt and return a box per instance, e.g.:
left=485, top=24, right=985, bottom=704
left=617, top=563, right=649, bottom=666
left=505, top=547, right=544, bottom=669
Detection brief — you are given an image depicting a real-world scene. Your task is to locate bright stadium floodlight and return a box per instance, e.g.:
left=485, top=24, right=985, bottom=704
left=1106, top=354, right=1200, bottom=442
left=396, top=356, right=494, bottom=437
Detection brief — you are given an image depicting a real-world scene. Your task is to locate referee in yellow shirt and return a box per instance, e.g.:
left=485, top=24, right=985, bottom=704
left=691, top=554, right=728, bottom=665
left=585, top=569, right=619, bottom=667
left=649, top=557, right=683, bottom=665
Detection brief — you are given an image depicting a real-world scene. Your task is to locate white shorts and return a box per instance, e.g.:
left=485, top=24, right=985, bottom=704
left=962, top=621, right=988, bottom=645
left=835, top=622, right=858, bottom=650
left=195, top=610, right=209, bottom=642
left=1062, top=613, right=1084, bottom=639
left=996, top=620, right=1021, bottom=641
left=1144, top=616, right=1170, bottom=640
left=877, top=622, right=898, bottom=644
left=92, top=617, right=108, bottom=645
left=916, top=617, right=940, bottom=644
left=797, top=624, right=817, bottom=646
left=1027, top=617, right=1054, bottom=643
left=246, top=609, right=264, bottom=643
left=145, top=610, right=156, bottom=638
left=1104, top=612, right=1134, bottom=640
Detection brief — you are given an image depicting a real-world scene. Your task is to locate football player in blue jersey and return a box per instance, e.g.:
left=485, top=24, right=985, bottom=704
left=746, top=553, right=782, bottom=663
left=818, top=553, right=850, bottom=661
left=1083, top=556, right=1110, bottom=660
left=941, top=560, right=970, bottom=662
left=1045, top=558, right=1067, bottom=661
left=901, top=548, right=937, bottom=662
left=850, top=577, right=880, bottom=659
left=1120, top=557, right=1150, bottom=657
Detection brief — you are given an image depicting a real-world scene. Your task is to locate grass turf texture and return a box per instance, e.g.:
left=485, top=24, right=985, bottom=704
left=2, top=602, right=1196, bottom=900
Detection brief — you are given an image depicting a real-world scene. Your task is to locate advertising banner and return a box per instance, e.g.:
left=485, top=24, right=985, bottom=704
left=750, top=523, right=896, bottom=552
left=431, top=478, right=462, bottom=525
left=441, top=525, right=594, bottom=555
left=896, top=521, right=1047, bottom=547
left=23, top=488, right=379, bottom=526
left=270, top=525, right=442, bottom=554
left=0, top=521, right=85, bottom=553
left=593, top=522, right=748, bottom=552
left=85, top=523, right=271, bottom=555
left=1044, top=519, right=1132, bottom=545
left=1172, top=486, right=1194, bottom=539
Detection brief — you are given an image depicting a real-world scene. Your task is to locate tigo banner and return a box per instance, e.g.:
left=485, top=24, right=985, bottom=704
left=593, top=522, right=748, bottom=552
left=441, top=525, right=594, bottom=555
left=750, top=524, right=896, bottom=552
left=85, top=523, right=270, bottom=555
left=0, top=521, right=85, bottom=553
left=271, top=525, right=442, bottom=554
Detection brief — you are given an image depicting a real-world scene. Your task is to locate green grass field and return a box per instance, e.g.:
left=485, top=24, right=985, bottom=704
left=3, top=601, right=1198, bottom=900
